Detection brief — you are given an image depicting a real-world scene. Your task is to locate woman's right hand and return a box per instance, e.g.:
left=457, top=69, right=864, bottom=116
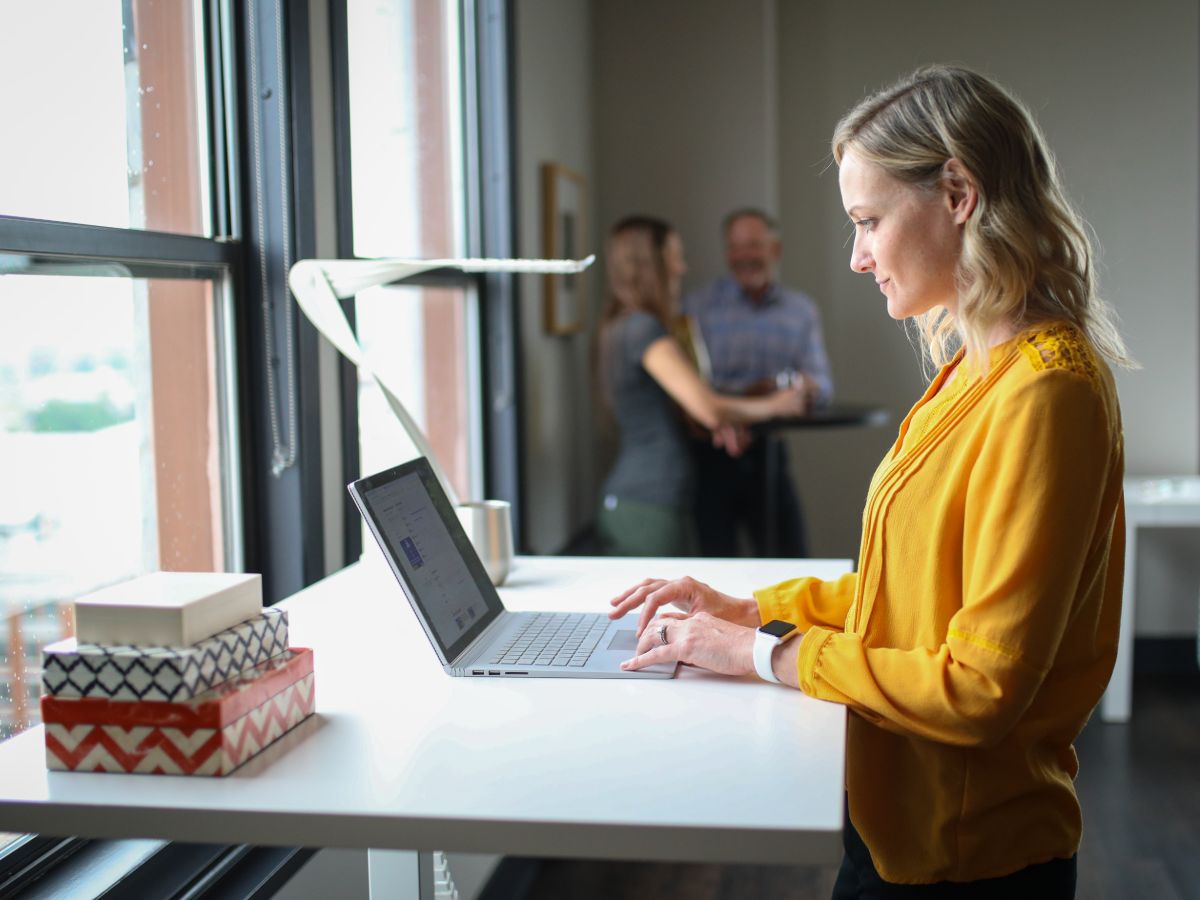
left=608, top=576, right=760, bottom=637
left=766, top=382, right=809, bottom=418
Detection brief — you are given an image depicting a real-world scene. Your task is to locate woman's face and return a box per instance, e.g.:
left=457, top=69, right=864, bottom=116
left=663, top=231, right=688, bottom=302
left=838, top=150, right=965, bottom=320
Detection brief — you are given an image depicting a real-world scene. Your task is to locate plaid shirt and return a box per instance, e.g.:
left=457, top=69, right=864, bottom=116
left=683, top=275, right=833, bottom=403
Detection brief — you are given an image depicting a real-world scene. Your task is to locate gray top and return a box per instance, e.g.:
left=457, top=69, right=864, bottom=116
left=601, top=312, right=694, bottom=509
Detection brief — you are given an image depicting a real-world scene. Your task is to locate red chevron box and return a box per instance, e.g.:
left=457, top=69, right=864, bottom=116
left=41, top=648, right=315, bottom=776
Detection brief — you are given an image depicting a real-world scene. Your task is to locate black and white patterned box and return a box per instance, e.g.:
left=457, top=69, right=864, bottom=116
left=42, top=608, right=288, bottom=702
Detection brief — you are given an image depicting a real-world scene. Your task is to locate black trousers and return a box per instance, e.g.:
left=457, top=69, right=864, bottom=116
left=831, top=812, right=1077, bottom=899
left=692, top=435, right=807, bottom=558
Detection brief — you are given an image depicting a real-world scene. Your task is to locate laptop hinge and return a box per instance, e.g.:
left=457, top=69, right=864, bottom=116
left=454, top=614, right=512, bottom=668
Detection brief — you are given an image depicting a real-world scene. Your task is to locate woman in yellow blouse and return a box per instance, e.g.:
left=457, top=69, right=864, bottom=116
left=611, top=65, right=1134, bottom=897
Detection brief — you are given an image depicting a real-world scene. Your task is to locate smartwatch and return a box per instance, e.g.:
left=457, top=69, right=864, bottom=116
left=754, top=619, right=799, bottom=684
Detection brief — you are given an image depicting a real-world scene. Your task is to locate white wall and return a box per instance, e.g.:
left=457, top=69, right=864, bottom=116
left=593, top=0, right=779, bottom=285
left=514, top=0, right=598, bottom=554
left=776, top=0, right=1200, bottom=633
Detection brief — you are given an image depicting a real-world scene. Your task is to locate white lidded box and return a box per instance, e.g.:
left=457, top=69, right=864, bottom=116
left=74, top=572, right=262, bottom=648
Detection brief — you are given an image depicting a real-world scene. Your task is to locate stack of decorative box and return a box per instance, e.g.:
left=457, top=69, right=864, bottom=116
left=39, top=572, right=315, bottom=776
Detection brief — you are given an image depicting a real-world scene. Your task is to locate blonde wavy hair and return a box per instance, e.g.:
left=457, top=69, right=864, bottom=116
left=832, top=64, right=1135, bottom=373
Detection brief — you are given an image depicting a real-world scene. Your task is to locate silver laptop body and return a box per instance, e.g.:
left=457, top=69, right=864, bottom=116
left=348, top=458, right=676, bottom=679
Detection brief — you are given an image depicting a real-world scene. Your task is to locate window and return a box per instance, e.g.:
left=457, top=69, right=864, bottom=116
left=0, top=1, right=213, bottom=236
left=0, top=269, right=236, bottom=737
left=355, top=283, right=482, bottom=500
left=0, top=0, right=241, bottom=863
left=1, top=0, right=519, bottom=876
left=342, top=0, right=483, bottom=516
left=347, top=0, right=466, bottom=260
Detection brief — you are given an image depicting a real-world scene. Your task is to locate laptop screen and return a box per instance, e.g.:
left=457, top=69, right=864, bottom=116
left=349, top=458, right=504, bottom=663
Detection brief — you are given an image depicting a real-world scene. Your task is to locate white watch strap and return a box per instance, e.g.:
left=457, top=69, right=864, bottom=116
left=754, top=631, right=781, bottom=684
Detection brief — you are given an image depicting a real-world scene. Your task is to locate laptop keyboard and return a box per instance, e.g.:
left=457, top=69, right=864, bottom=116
left=487, top=613, right=610, bottom=667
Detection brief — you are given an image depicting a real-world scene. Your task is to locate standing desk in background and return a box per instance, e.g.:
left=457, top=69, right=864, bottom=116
left=756, top=403, right=891, bottom=556
left=1105, top=476, right=1200, bottom=722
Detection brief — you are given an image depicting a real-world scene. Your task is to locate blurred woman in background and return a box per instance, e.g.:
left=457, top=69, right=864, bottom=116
left=596, top=215, right=808, bottom=557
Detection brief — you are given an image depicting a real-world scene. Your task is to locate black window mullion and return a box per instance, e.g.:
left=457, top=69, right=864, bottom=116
left=285, top=0, right=329, bottom=588
left=0, top=216, right=238, bottom=269
left=328, top=0, right=362, bottom=568
left=237, top=0, right=321, bottom=603
left=474, top=0, right=523, bottom=547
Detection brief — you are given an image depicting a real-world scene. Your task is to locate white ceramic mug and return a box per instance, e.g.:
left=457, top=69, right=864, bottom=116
left=456, top=500, right=514, bottom=586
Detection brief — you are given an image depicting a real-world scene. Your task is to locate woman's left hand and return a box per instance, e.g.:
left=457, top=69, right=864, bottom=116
left=712, top=423, right=753, bottom=458
left=621, top=611, right=756, bottom=676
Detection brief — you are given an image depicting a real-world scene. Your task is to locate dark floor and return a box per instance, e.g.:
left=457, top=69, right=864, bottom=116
left=515, top=671, right=1200, bottom=900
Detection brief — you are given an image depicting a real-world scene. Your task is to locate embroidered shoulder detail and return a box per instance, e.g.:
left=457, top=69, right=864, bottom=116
left=1018, top=324, right=1099, bottom=384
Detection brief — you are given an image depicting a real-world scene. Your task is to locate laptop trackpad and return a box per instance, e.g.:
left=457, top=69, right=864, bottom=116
left=608, top=630, right=637, bottom=651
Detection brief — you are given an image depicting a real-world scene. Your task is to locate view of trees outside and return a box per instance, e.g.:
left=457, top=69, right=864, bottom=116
left=0, top=276, right=151, bottom=743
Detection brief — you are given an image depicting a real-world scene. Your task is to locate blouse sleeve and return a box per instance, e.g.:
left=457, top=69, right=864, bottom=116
left=754, top=572, right=858, bottom=631
left=794, top=370, right=1119, bottom=747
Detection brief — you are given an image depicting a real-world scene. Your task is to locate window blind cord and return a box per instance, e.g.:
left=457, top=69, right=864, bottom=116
left=249, top=0, right=297, bottom=478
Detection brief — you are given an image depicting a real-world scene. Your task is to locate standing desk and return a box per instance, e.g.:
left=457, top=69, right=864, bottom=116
left=755, top=404, right=890, bottom=556
left=0, top=554, right=850, bottom=890
left=1104, top=476, right=1200, bottom=722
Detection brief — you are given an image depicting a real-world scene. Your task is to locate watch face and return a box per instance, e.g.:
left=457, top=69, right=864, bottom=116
left=760, top=619, right=797, bottom=639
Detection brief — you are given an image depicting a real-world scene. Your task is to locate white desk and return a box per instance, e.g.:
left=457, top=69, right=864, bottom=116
left=0, top=555, right=849, bottom=869
left=1103, top=477, right=1200, bottom=722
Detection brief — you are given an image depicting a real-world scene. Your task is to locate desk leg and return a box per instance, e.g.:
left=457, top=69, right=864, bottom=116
left=367, top=849, right=432, bottom=899
left=764, top=434, right=778, bottom=556
left=1101, top=522, right=1137, bottom=723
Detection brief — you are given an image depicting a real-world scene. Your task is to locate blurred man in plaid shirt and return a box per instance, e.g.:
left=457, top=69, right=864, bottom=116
left=683, top=209, right=833, bottom=558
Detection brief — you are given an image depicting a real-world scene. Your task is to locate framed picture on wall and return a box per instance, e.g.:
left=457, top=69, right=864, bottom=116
left=541, top=162, right=587, bottom=335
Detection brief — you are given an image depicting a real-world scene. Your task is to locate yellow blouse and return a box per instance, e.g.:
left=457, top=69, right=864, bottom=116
left=756, top=323, right=1125, bottom=884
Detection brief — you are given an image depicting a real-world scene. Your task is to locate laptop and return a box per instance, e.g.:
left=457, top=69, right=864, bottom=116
left=348, top=457, right=677, bottom=679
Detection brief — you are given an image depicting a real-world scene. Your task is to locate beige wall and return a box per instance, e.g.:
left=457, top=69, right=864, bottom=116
left=780, top=0, right=1200, bottom=469
left=593, top=0, right=779, bottom=285
left=515, top=0, right=598, bottom=554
